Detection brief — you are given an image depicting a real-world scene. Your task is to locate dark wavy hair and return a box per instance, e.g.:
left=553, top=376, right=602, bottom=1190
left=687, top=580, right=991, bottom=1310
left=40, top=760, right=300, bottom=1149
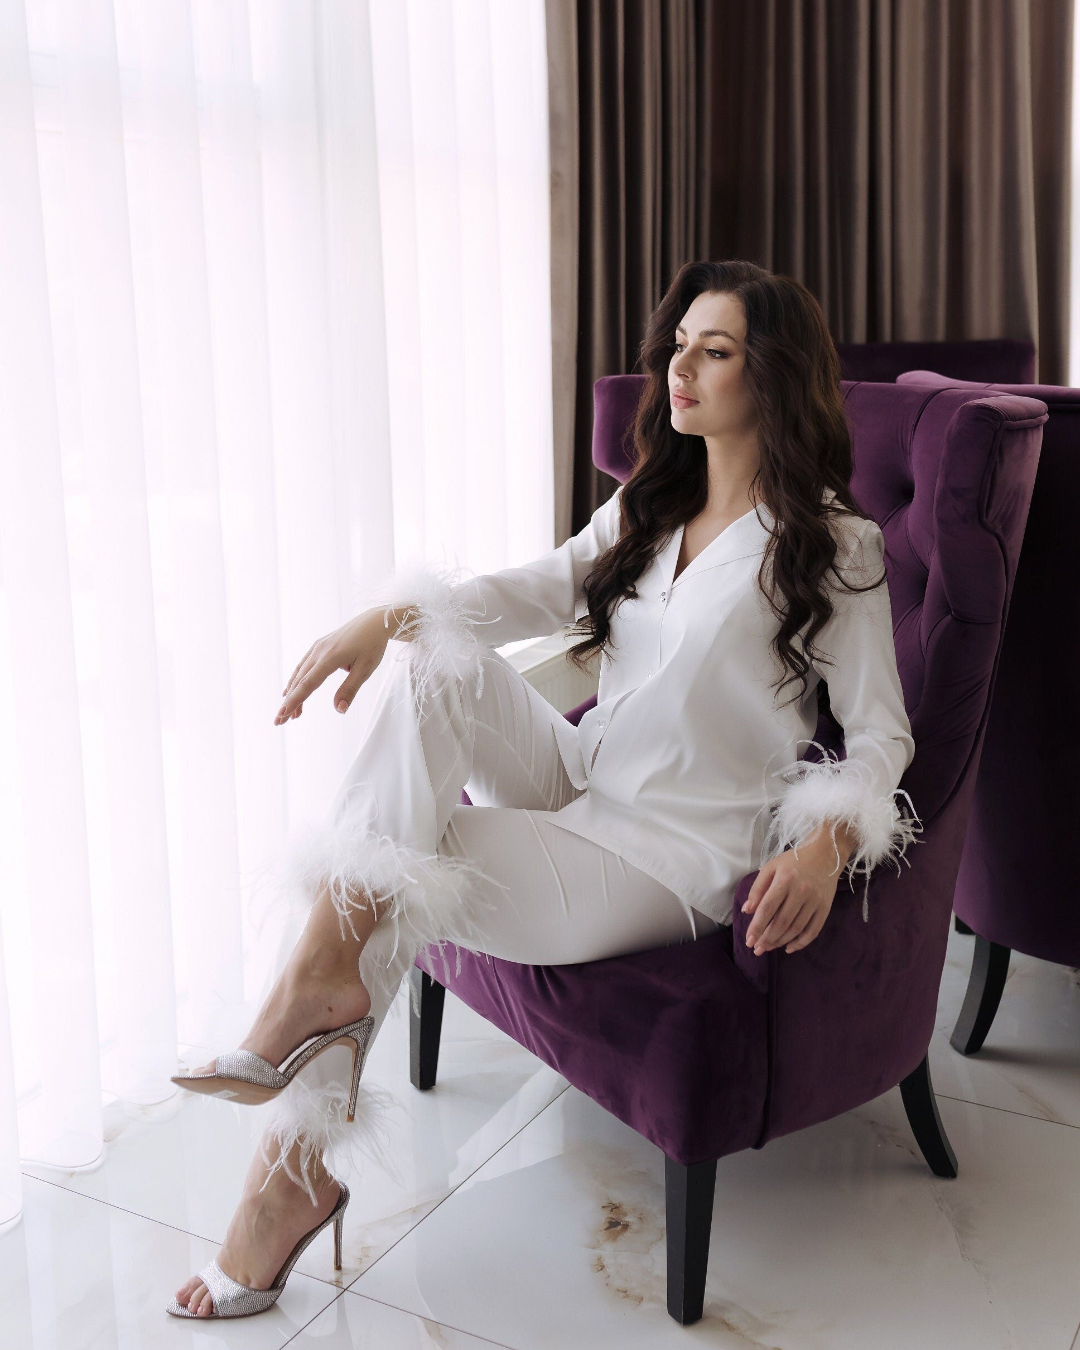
left=564, top=259, right=884, bottom=709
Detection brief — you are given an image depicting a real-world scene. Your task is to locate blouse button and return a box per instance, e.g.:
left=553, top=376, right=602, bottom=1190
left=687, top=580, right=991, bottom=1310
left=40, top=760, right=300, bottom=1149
left=660, top=590, right=668, bottom=600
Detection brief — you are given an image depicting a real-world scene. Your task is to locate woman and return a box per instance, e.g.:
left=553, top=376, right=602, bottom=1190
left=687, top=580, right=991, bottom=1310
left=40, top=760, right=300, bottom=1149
left=167, top=259, right=919, bottom=1318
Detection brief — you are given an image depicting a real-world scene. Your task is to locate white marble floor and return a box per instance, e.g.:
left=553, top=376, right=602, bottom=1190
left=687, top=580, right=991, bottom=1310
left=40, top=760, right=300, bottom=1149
left=6, top=923, right=1080, bottom=1349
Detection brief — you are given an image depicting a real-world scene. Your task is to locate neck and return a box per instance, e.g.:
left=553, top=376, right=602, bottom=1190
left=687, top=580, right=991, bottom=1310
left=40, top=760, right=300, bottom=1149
left=702, top=427, right=761, bottom=515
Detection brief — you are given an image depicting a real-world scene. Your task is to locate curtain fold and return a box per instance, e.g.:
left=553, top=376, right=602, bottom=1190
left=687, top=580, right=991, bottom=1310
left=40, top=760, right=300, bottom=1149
left=710, top=0, right=1074, bottom=382
left=549, top=0, right=1073, bottom=525
left=546, top=0, right=580, bottom=544
left=561, top=0, right=714, bottom=527
left=0, top=0, right=553, bottom=1229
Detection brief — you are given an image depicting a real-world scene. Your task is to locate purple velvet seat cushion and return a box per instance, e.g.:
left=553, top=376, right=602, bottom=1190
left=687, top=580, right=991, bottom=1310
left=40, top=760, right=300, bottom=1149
left=415, top=925, right=768, bottom=1165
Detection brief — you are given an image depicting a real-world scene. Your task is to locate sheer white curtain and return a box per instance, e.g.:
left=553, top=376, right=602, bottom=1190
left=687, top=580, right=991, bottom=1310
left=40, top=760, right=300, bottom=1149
left=0, top=0, right=552, bottom=1230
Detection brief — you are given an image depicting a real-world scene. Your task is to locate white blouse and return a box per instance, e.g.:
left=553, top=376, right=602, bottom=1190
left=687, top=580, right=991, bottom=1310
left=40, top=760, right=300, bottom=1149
left=378, top=485, right=919, bottom=930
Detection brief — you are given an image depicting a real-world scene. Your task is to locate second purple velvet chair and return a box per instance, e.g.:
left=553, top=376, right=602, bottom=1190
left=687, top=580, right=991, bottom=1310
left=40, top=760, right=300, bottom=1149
left=409, top=375, right=1046, bottom=1326
left=894, top=368, right=1080, bottom=1057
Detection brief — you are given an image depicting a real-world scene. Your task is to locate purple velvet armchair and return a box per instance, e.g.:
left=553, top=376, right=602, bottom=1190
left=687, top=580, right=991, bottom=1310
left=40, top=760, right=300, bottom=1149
left=408, top=373, right=1046, bottom=1326
left=893, top=368, right=1080, bottom=1057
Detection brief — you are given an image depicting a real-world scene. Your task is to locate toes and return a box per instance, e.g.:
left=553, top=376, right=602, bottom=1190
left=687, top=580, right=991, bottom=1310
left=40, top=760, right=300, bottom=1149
left=197, top=1289, right=214, bottom=1317
left=176, top=1275, right=199, bottom=1304
left=187, top=1281, right=208, bottom=1314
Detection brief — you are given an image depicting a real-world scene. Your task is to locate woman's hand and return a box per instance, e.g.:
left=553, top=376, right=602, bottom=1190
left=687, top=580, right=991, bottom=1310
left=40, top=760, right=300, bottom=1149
left=274, top=606, right=413, bottom=726
left=741, top=821, right=858, bottom=956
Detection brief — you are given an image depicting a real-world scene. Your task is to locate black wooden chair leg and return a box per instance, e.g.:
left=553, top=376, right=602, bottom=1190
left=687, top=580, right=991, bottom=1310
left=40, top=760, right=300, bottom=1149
left=953, top=914, right=973, bottom=936
left=665, top=1155, right=717, bottom=1325
left=409, top=966, right=446, bottom=1091
left=950, top=934, right=1011, bottom=1056
left=899, top=1054, right=957, bottom=1178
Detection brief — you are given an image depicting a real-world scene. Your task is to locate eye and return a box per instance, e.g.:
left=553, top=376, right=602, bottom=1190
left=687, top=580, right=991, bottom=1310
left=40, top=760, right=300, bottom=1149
left=672, top=342, right=730, bottom=359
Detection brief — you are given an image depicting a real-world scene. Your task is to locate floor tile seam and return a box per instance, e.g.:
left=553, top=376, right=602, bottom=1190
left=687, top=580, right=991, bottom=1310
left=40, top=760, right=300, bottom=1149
left=19, top=1076, right=572, bottom=1297
left=24, top=1166, right=356, bottom=1295
left=279, top=1287, right=353, bottom=1345
left=934, top=1091, right=1080, bottom=1131
left=18, top=1171, right=228, bottom=1246
left=293, top=1077, right=575, bottom=1293
left=17, top=1170, right=521, bottom=1350
left=337, top=1285, right=522, bottom=1349
left=341, top=1081, right=572, bottom=1291
left=19, top=1171, right=344, bottom=1325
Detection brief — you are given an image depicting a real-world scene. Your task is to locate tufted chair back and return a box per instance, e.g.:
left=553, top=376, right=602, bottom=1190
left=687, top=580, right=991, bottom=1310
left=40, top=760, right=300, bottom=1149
left=589, top=374, right=1046, bottom=1137
left=894, top=370, right=1080, bottom=968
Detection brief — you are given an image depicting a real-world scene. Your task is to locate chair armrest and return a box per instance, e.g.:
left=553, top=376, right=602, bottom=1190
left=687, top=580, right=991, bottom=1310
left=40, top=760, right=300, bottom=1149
left=730, top=871, right=773, bottom=996
left=730, top=859, right=944, bottom=1145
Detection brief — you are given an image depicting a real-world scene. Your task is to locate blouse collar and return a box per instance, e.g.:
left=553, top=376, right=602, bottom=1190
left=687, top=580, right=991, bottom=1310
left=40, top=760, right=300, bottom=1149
left=659, top=500, right=776, bottom=591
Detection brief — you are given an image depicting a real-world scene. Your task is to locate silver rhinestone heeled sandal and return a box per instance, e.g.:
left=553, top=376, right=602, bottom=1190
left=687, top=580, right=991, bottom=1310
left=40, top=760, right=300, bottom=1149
left=165, top=1180, right=350, bottom=1319
left=171, top=1016, right=376, bottom=1122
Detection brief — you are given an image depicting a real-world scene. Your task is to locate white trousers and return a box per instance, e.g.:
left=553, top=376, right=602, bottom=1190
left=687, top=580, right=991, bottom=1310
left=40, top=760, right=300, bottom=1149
left=261, top=640, right=721, bottom=1193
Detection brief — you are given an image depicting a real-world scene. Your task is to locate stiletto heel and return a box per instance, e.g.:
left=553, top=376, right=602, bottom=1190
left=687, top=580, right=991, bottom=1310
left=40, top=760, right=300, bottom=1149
left=171, top=1015, right=376, bottom=1107
left=346, top=1030, right=366, bottom=1123
left=166, top=1182, right=350, bottom=1319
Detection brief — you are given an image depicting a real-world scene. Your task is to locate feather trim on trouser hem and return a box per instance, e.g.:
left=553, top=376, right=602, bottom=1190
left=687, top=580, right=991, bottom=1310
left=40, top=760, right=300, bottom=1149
left=258, top=1064, right=401, bottom=1205
left=256, top=561, right=508, bottom=1198
left=354, top=560, right=497, bottom=712
left=258, top=804, right=511, bottom=1199
left=760, top=743, right=923, bottom=921
left=280, top=798, right=511, bottom=980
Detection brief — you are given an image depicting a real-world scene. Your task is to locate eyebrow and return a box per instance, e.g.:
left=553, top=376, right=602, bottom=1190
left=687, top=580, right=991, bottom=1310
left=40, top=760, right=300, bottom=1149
left=675, top=323, right=739, bottom=342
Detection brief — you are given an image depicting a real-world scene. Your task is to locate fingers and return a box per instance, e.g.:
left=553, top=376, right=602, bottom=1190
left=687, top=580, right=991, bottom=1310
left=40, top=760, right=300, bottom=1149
left=750, top=897, right=804, bottom=955
left=741, top=864, right=772, bottom=917
left=282, top=643, right=315, bottom=698
left=784, top=909, right=828, bottom=954
left=281, top=650, right=321, bottom=710
left=276, top=651, right=333, bottom=725
left=757, top=900, right=814, bottom=954
left=743, top=875, right=786, bottom=951
left=333, top=667, right=366, bottom=715
left=333, top=649, right=383, bottom=714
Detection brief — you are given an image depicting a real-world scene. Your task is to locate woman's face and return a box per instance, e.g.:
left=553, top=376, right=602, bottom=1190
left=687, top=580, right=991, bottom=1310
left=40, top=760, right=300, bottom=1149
left=668, top=290, right=758, bottom=439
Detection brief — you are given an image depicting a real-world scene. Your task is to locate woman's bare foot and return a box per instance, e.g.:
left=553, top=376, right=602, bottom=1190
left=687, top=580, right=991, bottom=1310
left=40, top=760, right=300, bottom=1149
left=189, top=962, right=371, bottom=1077
left=173, top=1135, right=341, bottom=1317
left=189, top=884, right=378, bottom=1076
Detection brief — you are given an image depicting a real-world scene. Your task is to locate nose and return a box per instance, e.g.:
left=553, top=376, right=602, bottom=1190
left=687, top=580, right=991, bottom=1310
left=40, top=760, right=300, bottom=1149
left=672, top=349, right=694, bottom=382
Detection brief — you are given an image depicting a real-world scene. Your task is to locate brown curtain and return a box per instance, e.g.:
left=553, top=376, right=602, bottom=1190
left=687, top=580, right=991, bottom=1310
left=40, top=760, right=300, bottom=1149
left=546, top=0, right=715, bottom=532
left=710, top=0, right=1074, bottom=382
left=547, top=0, right=1073, bottom=536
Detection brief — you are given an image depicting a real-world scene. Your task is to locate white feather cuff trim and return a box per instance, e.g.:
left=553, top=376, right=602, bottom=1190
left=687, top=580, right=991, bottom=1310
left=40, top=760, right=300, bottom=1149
left=355, top=561, right=497, bottom=709
left=256, top=803, right=512, bottom=1196
left=259, top=1071, right=403, bottom=1205
left=761, top=743, right=922, bottom=921
left=280, top=800, right=511, bottom=978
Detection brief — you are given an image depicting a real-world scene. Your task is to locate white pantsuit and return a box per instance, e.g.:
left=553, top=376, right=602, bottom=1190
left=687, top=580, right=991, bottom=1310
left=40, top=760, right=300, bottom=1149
left=263, top=484, right=919, bottom=1190
left=262, top=635, right=719, bottom=1191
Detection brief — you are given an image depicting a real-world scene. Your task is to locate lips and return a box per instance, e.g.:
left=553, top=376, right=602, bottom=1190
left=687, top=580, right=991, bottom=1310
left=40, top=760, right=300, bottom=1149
left=672, top=392, right=698, bottom=407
